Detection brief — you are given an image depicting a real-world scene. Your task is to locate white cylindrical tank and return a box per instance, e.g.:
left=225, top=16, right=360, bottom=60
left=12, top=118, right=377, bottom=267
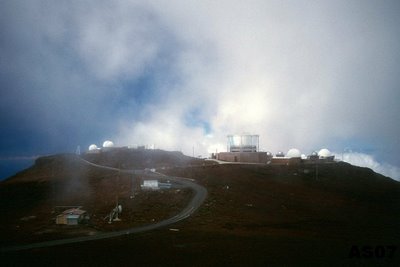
left=318, top=148, right=331, bottom=158
left=286, top=148, right=301, bottom=158
left=103, top=140, right=114, bottom=148
left=88, top=144, right=98, bottom=151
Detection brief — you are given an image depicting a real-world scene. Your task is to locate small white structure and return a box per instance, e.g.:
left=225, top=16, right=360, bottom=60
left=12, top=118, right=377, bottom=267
left=88, top=144, right=98, bottom=150
left=318, top=148, right=335, bottom=160
left=286, top=148, right=301, bottom=158
left=103, top=140, right=114, bottom=148
left=318, top=148, right=331, bottom=158
left=56, top=208, right=87, bottom=225
left=147, top=144, right=155, bottom=150
left=275, top=151, right=285, bottom=157
left=141, top=180, right=159, bottom=190
left=87, top=144, right=100, bottom=153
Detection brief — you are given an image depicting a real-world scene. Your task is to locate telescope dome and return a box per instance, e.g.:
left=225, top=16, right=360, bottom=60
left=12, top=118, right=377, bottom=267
left=88, top=144, right=98, bottom=151
left=286, top=148, right=301, bottom=158
left=318, top=148, right=331, bottom=158
left=103, top=140, right=114, bottom=148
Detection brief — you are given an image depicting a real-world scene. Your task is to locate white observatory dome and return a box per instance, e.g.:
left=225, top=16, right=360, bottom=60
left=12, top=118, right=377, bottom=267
left=286, top=148, right=301, bottom=158
left=318, top=148, right=331, bottom=158
left=103, top=140, right=114, bottom=148
left=88, top=144, right=98, bottom=151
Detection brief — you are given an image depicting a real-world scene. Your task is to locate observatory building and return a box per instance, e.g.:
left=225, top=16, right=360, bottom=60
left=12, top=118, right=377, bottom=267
left=269, top=148, right=303, bottom=165
left=318, top=148, right=335, bottom=161
left=88, top=144, right=98, bottom=151
left=227, top=134, right=259, bottom=152
left=87, top=144, right=100, bottom=153
left=286, top=148, right=301, bottom=158
left=86, top=140, right=115, bottom=153
left=217, top=134, right=272, bottom=163
left=215, top=133, right=336, bottom=165
left=103, top=140, right=114, bottom=148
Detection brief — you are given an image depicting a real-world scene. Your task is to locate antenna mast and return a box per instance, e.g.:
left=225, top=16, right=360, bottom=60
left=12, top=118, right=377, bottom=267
left=75, top=145, right=81, bottom=155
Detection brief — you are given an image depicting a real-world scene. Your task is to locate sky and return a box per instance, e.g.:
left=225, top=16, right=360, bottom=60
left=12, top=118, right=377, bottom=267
left=1, top=0, right=399, bottom=180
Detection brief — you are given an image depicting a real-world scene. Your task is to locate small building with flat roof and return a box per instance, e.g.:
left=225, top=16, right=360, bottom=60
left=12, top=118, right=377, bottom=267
left=56, top=208, right=87, bottom=225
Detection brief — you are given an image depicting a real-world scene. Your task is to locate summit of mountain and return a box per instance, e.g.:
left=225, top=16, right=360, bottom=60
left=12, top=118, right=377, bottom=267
left=1, top=149, right=399, bottom=265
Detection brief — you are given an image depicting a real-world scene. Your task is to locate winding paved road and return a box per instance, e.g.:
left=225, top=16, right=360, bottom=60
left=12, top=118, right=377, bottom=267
left=1, top=157, right=207, bottom=252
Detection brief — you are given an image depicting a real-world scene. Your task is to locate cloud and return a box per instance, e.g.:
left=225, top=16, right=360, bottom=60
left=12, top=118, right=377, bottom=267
left=0, top=1, right=177, bottom=153
left=335, top=152, right=400, bottom=181
left=72, top=2, right=167, bottom=81
left=116, top=1, right=400, bottom=157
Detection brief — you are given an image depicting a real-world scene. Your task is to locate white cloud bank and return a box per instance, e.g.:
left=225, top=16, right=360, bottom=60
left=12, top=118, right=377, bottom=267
left=114, top=1, right=400, bottom=164
left=1, top=1, right=399, bottom=181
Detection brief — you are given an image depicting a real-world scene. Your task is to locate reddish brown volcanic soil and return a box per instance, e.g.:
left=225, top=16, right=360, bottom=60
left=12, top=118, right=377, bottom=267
left=1, top=149, right=399, bottom=266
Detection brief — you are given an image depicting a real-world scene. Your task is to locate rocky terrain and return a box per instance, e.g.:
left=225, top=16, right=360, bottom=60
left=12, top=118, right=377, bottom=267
left=1, top=149, right=399, bottom=266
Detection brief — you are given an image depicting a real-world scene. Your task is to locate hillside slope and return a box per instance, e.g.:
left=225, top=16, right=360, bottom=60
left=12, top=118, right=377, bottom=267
left=1, top=150, right=399, bottom=266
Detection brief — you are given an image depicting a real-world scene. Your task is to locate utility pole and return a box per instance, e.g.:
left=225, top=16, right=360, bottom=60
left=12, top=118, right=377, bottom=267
left=114, top=166, right=121, bottom=221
